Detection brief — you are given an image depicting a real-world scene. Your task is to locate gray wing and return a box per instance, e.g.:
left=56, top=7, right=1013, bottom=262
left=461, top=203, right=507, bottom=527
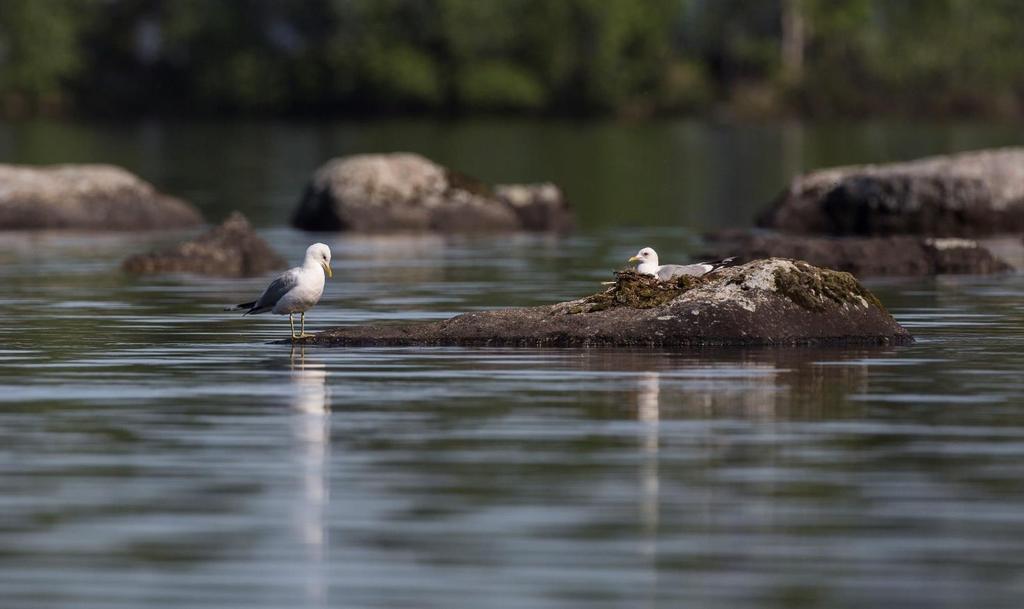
left=656, top=264, right=712, bottom=280
left=249, top=269, right=300, bottom=313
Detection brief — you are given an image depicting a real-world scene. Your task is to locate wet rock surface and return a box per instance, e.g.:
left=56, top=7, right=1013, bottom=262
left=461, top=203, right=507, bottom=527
left=0, top=164, right=202, bottom=230
left=759, top=148, right=1024, bottom=237
left=291, top=153, right=573, bottom=233
left=123, top=211, right=287, bottom=277
left=299, top=258, right=912, bottom=348
left=703, top=231, right=1013, bottom=277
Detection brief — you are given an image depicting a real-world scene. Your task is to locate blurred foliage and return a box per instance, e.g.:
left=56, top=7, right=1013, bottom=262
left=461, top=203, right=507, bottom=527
left=0, top=0, right=94, bottom=113
left=1, top=0, right=1024, bottom=118
left=455, top=62, right=546, bottom=112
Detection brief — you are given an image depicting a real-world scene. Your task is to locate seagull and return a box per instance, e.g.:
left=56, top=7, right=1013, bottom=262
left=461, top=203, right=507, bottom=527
left=628, top=247, right=735, bottom=281
left=228, top=243, right=332, bottom=339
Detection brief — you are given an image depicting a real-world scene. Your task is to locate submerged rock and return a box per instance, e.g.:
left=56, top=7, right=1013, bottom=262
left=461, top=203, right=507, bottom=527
left=0, top=164, right=202, bottom=230
left=291, top=153, right=573, bottom=233
left=703, top=231, right=1013, bottom=277
left=122, top=211, right=286, bottom=277
left=759, top=148, right=1024, bottom=237
left=299, top=259, right=912, bottom=348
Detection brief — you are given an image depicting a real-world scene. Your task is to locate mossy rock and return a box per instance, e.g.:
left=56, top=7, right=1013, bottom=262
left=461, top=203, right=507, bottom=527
left=773, top=261, right=885, bottom=312
left=577, top=270, right=709, bottom=313
left=299, top=258, right=913, bottom=348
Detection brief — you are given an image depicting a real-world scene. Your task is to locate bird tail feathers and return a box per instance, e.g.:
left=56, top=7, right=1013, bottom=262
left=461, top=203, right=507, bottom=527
left=225, top=300, right=257, bottom=313
left=705, top=256, right=738, bottom=273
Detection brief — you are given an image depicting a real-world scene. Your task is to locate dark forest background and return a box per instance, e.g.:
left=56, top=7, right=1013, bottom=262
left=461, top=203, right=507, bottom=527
left=2, top=0, right=1023, bottom=119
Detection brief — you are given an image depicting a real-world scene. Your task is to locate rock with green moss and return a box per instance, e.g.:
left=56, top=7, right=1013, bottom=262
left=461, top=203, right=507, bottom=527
left=291, top=153, right=573, bottom=233
left=299, top=259, right=912, bottom=348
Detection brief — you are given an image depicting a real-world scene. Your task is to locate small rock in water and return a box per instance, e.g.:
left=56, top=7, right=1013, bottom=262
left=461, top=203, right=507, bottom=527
left=0, top=163, right=202, bottom=230
left=122, top=211, right=286, bottom=277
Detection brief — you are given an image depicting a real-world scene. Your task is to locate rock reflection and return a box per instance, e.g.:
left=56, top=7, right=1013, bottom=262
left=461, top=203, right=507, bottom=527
left=289, top=345, right=330, bottom=607
left=574, top=348, right=883, bottom=420
left=618, top=347, right=884, bottom=602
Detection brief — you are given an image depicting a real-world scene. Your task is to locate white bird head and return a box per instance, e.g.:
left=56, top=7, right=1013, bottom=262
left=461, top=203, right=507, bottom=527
left=628, top=247, right=659, bottom=267
left=306, top=243, right=332, bottom=278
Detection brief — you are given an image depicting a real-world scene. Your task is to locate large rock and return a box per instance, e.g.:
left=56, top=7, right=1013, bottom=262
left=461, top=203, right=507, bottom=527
left=0, top=164, right=202, bottom=230
left=291, top=153, right=573, bottom=233
left=123, top=211, right=286, bottom=277
left=299, top=259, right=912, bottom=348
left=703, top=231, right=1013, bottom=277
left=759, top=148, right=1024, bottom=237
left=494, top=182, right=574, bottom=232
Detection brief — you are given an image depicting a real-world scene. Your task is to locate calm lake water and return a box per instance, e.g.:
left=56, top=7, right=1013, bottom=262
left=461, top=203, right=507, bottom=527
left=2, top=119, right=1024, bottom=608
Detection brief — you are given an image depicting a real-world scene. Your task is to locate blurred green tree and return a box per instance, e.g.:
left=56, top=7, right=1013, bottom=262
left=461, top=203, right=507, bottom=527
left=0, top=0, right=92, bottom=114
left=2, top=0, right=1024, bottom=118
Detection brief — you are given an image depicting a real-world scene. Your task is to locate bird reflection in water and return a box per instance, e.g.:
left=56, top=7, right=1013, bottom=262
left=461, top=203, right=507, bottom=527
left=289, top=345, right=330, bottom=607
left=637, top=371, right=660, bottom=545
left=636, top=371, right=661, bottom=606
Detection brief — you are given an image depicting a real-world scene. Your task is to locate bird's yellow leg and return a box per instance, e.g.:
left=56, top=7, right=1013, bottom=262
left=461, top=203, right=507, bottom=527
left=299, top=312, right=314, bottom=338
left=289, top=313, right=296, bottom=339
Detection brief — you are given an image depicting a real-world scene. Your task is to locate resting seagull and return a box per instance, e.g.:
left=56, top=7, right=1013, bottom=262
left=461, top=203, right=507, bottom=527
left=229, top=243, right=332, bottom=339
left=628, top=247, right=735, bottom=280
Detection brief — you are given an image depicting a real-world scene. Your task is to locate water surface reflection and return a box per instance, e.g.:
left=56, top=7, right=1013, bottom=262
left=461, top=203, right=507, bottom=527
left=289, top=346, right=330, bottom=607
left=1, top=188, right=1023, bottom=607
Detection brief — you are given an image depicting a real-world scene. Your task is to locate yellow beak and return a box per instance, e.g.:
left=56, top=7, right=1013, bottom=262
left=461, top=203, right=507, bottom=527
left=322, top=261, right=333, bottom=278
left=628, top=256, right=641, bottom=263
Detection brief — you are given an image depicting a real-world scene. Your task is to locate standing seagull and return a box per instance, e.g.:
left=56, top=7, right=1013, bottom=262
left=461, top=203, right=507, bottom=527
left=229, top=243, right=332, bottom=339
left=628, top=247, right=735, bottom=281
